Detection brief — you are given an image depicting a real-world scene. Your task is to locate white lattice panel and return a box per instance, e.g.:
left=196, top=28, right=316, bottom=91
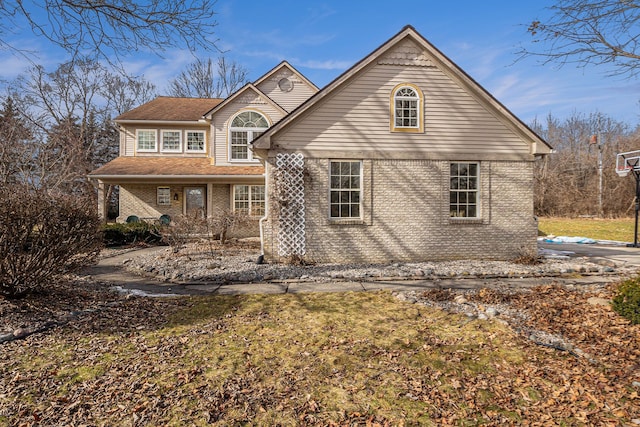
left=276, top=153, right=306, bottom=257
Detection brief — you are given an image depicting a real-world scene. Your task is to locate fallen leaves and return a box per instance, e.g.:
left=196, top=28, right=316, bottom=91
left=0, top=281, right=639, bottom=425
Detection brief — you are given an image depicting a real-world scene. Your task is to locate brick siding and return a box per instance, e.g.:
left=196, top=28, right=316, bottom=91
left=263, top=157, right=536, bottom=263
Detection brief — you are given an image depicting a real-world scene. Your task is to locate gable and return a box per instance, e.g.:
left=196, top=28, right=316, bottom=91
left=211, top=86, right=287, bottom=166
left=255, top=63, right=318, bottom=113
left=254, top=26, right=551, bottom=159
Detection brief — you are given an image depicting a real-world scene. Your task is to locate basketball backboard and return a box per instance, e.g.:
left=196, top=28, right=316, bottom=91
left=616, top=150, right=640, bottom=177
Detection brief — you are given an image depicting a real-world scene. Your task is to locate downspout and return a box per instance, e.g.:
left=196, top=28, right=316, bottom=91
left=257, top=160, right=268, bottom=264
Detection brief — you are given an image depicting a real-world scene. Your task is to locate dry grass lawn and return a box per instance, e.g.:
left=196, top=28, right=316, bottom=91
left=538, top=216, right=636, bottom=242
left=1, top=288, right=638, bottom=426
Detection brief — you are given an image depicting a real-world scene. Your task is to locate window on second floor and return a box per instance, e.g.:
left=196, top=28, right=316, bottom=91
left=186, top=130, right=206, bottom=152
left=229, top=111, right=269, bottom=161
left=161, top=130, right=182, bottom=152
left=137, top=129, right=157, bottom=152
left=390, top=83, right=424, bottom=133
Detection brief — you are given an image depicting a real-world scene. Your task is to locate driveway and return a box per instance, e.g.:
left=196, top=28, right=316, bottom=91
left=538, top=240, right=640, bottom=269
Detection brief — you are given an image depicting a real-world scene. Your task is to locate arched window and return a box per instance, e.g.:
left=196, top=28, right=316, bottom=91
left=390, top=84, right=424, bottom=133
left=229, top=110, right=269, bottom=161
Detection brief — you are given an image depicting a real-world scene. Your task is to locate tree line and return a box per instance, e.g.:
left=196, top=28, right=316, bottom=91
left=532, top=112, right=639, bottom=217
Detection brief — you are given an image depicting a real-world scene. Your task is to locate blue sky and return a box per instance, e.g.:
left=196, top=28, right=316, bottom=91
left=2, top=0, right=639, bottom=127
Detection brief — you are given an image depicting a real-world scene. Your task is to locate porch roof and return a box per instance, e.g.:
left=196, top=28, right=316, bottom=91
left=89, top=157, right=264, bottom=179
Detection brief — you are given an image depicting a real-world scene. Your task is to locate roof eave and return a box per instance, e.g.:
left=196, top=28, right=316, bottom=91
left=114, top=119, right=208, bottom=126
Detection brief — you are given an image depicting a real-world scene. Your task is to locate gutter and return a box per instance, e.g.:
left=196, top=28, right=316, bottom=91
left=87, top=174, right=263, bottom=180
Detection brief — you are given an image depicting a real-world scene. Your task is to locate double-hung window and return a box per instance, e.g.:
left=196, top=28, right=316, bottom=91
left=186, top=130, right=206, bottom=152
left=229, top=111, right=268, bottom=161
left=157, top=187, right=171, bottom=206
left=137, top=130, right=157, bottom=152
left=233, top=185, right=265, bottom=217
left=330, top=160, right=362, bottom=219
left=161, top=130, right=182, bottom=152
left=450, top=162, right=479, bottom=218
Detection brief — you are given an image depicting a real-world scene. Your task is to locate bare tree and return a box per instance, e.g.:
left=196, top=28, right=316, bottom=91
left=532, top=111, right=634, bottom=217
left=168, top=57, right=249, bottom=98
left=104, top=75, right=158, bottom=116
left=520, top=0, right=640, bottom=78
left=5, top=58, right=154, bottom=195
left=1, top=1, right=219, bottom=65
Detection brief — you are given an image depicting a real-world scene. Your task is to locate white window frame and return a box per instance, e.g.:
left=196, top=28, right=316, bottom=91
left=136, top=129, right=157, bottom=152
left=228, top=111, right=269, bottom=162
left=390, top=83, right=424, bottom=133
left=160, top=129, right=182, bottom=153
left=186, top=130, right=206, bottom=153
left=157, top=187, right=171, bottom=206
left=449, top=162, right=480, bottom=218
left=233, top=185, right=265, bottom=217
left=329, top=160, right=363, bottom=219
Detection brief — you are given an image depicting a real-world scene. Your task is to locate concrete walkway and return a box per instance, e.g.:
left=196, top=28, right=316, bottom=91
left=82, top=243, right=637, bottom=297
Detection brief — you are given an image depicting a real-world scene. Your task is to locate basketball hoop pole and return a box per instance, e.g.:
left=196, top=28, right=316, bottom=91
left=616, top=150, right=640, bottom=247
left=630, top=169, right=640, bottom=248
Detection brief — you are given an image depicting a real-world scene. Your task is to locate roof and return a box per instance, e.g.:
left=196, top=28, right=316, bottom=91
left=203, top=84, right=287, bottom=120
left=89, top=157, right=264, bottom=178
left=115, top=97, right=223, bottom=122
left=252, top=25, right=552, bottom=155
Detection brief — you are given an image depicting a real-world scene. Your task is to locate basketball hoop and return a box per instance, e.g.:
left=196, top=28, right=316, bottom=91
left=616, top=150, right=640, bottom=247
left=617, top=166, right=632, bottom=178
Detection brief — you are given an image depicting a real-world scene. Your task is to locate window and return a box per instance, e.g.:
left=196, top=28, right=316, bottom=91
left=229, top=111, right=269, bottom=161
left=450, top=162, right=479, bottom=218
left=233, top=185, right=265, bottom=216
left=330, top=161, right=361, bottom=219
left=137, top=130, right=157, bottom=152
left=390, top=84, right=423, bottom=133
left=161, top=130, right=182, bottom=152
left=157, top=187, right=171, bottom=206
left=186, top=130, right=206, bottom=152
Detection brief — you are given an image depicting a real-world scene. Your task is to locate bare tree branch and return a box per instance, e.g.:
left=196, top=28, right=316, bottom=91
left=519, top=0, right=640, bottom=78
left=0, top=0, right=220, bottom=65
left=168, top=56, right=249, bottom=98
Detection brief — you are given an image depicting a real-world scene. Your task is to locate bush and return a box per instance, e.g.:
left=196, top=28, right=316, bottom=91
left=102, top=221, right=163, bottom=247
left=612, top=277, right=640, bottom=324
left=0, top=185, right=103, bottom=299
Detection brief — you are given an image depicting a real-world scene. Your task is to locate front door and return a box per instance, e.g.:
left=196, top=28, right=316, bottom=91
left=184, top=187, right=206, bottom=218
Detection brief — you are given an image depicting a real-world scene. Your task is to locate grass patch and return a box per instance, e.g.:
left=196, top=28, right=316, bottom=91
left=1, top=291, right=636, bottom=425
left=538, top=216, right=635, bottom=242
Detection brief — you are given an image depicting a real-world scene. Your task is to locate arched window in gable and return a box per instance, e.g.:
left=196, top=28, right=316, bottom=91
left=390, top=83, right=424, bottom=133
left=229, top=110, right=269, bottom=161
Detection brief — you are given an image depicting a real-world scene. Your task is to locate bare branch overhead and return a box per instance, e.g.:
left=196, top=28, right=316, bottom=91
left=518, top=0, right=640, bottom=78
left=0, top=0, right=219, bottom=65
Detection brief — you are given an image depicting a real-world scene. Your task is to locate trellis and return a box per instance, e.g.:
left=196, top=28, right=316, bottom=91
left=275, top=153, right=306, bottom=257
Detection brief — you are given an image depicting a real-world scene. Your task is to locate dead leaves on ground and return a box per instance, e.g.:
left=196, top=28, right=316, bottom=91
left=0, top=283, right=638, bottom=425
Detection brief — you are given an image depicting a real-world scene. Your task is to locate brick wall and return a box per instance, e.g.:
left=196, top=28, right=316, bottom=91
left=119, top=183, right=260, bottom=238
left=263, top=157, right=537, bottom=263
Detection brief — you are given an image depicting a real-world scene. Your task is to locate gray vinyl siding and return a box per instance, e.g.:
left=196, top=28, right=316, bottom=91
left=275, top=55, right=531, bottom=157
left=212, top=96, right=285, bottom=166
left=256, top=68, right=317, bottom=113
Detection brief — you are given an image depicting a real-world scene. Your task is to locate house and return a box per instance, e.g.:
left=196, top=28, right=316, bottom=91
left=251, top=25, right=552, bottom=263
left=89, top=62, right=319, bottom=238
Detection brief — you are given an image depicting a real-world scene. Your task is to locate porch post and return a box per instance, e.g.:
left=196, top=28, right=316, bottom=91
left=97, top=180, right=107, bottom=223
left=207, top=182, right=214, bottom=217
